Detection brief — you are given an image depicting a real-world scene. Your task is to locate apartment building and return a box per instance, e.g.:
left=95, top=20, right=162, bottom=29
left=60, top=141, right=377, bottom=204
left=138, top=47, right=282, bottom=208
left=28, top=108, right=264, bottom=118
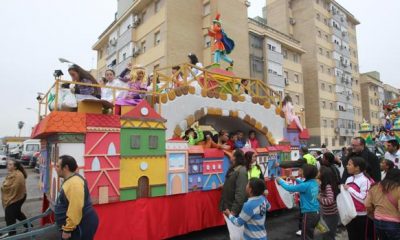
left=248, top=18, right=306, bottom=126
left=383, top=83, right=400, bottom=103
left=266, top=0, right=361, bottom=148
left=360, top=71, right=385, bottom=129
left=92, top=0, right=251, bottom=79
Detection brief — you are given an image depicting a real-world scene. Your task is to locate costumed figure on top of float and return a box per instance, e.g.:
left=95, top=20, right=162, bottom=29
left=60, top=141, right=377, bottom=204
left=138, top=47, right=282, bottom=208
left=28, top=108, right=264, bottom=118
left=281, top=95, right=304, bottom=132
left=207, top=13, right=235, bottom=69
left=115, top=65, right=147, bottom=114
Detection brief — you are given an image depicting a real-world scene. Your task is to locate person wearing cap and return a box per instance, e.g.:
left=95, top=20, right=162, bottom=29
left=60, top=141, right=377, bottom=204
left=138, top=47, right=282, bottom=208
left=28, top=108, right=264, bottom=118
left=207, top=13, right=234, bottom=67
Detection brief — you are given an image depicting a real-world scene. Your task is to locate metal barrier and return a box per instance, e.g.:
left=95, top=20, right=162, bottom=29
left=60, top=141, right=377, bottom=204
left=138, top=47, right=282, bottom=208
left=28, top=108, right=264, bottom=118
left=0, top=208, right=57, bottom=240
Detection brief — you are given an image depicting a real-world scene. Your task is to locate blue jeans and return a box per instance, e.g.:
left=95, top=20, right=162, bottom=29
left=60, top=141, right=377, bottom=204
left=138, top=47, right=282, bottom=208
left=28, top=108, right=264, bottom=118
left=374, top=219, right=400, bottom=240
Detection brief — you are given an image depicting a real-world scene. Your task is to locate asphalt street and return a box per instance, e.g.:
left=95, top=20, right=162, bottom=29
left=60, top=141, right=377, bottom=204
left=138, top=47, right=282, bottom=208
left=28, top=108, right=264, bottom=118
left=0, top=167, right=348, bottom=239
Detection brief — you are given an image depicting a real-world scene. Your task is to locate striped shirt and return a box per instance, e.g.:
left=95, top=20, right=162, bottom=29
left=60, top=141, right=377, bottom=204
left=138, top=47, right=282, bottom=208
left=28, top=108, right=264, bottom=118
left=319, top=184, right=338, bottom=215
left=229, top=196, right=271, bottom=240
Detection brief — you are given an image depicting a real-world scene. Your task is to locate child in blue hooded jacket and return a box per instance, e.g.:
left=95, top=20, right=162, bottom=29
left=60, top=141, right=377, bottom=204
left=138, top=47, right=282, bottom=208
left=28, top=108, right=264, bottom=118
left=277, top=164, right=320, bottom=240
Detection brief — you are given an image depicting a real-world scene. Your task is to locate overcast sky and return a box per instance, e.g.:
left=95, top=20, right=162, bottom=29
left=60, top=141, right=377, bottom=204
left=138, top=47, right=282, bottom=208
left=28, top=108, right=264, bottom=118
left=0, top=0, right=398, bottom=138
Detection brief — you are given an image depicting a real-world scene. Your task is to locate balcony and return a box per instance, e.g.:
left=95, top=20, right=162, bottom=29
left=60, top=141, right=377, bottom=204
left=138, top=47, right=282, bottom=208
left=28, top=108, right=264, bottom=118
left=117, top=28, right=133, bottom=50
left=339, top=127, right=355, bottom=137
left=268, top=73, right=284, bottom=88
left=268, top=50, right=283, bottom=64
left=334, top=44, right=350, bottom=58
left=336, top=93, right=351, bottom=103
left=338, top=110, right=354, bottom=120
left=335, top=60, right=351, bottom=73
left=106, top=44, right=117, bottom=57
left=331, top=26, right=343, bottom=39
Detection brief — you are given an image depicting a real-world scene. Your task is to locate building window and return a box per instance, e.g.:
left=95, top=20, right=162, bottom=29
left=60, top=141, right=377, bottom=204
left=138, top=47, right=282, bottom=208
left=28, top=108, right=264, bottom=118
left=283, top=50, right=288, bottom=59
left=325, top=34, right=329, bottom=41
left=324, top=18, right=328, bottom=25
left=316, top=13, right=320, bottom=20
left=141, top=41, right=146, bottom=53
left=154, top=0, right=161, bottom=13
left=294, top=74, right=299, bottom=83
left=330, top=102, right=333, bottom=110
left=332, top=138, right=336, bottom=146
left=284, top=71, right=289, bottom=81
left=322, top=101, right=326, bottom=108
left=295, top=95, right=300, bottom=105
left=318, top=31, right=322, bottom=38
left=131, top=135, right=141, bottom=149
left=323, top=119, right=327, bottom=128
left=326, top=51, right=330, bottom=57
left=154, top=31, right=161, bottom=46
left=149, top=136, right=158, bottom=149
left=328, top=85, right=332, bottom=92
left=293, top=53, right=299, bottom=63
left=327, top=68, right=331, bottom=75
left=321, top=82, right=325, bottom=90
left=203, top=2, right=210, bottom=16
left=330, top=120, right=334, bottom=128
left=204, top=35, right=211, bottom=48
left=268, top=44, right=276, bottom=52
left=319, top=48, right=323, bottom=55
left=141, top=10, right=147, bottom=22
left=252, top=58, right=263, bottom=73
left=320, top=65, right=324, bottom=72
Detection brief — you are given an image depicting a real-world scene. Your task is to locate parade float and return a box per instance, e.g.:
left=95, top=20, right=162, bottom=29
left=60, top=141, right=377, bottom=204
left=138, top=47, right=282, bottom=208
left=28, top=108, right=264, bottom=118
left=5, top=14, right=309, bottom=240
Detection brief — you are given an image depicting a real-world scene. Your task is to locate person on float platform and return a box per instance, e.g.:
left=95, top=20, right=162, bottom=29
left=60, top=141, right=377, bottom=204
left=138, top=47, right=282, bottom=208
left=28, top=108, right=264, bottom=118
left=54, top=155, right=99, bottom=240
left=68, top=64, right=101, bottom=98
left=300, top=146, right=317, bottom=166
left=224, top=178, right=270, bottom=240
left=384, top=139, right=400, bottom=168
left=101, top=69, right=128, bottom=103
left=187, top=53, right=203, bottom=80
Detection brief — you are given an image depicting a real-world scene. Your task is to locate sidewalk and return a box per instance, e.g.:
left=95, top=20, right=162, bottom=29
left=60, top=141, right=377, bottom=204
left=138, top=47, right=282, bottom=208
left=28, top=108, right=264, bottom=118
left=0, top=168, right=43, bottom=224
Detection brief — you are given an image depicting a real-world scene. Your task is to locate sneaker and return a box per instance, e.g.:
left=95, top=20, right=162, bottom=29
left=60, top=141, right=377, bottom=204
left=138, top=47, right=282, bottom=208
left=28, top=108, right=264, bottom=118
left=296, top=230, right=301, bottom=236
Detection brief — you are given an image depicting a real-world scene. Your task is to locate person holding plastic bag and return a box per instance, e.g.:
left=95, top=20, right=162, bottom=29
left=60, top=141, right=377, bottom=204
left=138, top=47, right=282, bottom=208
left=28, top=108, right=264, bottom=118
left=344, top=156, right=374, bottom=240
left=366, top=169, right=400, bottom=240
left=276, top=164, right=320, bottom=240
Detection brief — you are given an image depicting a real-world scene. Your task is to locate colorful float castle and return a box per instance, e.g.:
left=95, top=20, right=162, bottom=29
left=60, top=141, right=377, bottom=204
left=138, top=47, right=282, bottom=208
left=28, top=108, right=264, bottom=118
left=29, top=13, right=311, bottom=240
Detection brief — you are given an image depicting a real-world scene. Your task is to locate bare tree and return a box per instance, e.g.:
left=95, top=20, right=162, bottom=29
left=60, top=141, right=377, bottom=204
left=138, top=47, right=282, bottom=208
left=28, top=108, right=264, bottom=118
left=18, top=121, right=24, bottom=137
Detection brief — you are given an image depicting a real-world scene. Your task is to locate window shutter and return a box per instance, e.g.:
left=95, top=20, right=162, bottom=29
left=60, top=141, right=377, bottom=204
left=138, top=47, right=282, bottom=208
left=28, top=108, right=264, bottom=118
left=149, top=136, right=158, bottom=149
left=131, top=135, right=141, bottom=149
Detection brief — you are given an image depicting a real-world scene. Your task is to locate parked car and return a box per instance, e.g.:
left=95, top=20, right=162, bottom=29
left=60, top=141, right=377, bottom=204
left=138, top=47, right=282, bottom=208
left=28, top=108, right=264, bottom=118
left=9, top=145, right=22, bottom=159
left=20, top=139, right=40, bottom=165
left=0, top=151, right=7, bottom=168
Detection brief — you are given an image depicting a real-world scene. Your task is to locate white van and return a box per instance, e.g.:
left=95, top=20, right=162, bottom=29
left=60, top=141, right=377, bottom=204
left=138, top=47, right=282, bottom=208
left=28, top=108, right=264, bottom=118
left=20, top=139, right=40, bottom=165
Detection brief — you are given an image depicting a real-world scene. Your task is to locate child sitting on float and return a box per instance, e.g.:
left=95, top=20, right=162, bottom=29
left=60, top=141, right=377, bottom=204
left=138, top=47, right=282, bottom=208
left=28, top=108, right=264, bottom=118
left=114, top=66, right=147, bottom=115
left=183, top=127, right=204, bottom=146
left=281, top=95, right=304, bottom=132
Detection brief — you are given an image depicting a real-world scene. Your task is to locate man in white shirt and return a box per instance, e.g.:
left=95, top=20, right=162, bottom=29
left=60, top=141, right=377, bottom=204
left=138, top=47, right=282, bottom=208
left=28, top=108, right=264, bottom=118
left=384, top=139, right=400, bottom=169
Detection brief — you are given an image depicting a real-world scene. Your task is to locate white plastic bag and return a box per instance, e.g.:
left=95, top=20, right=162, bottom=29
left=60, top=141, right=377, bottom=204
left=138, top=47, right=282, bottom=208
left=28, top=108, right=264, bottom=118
left=48, top=88, right=77, bottom=111
left=337, top=185, right=357, bottom=225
